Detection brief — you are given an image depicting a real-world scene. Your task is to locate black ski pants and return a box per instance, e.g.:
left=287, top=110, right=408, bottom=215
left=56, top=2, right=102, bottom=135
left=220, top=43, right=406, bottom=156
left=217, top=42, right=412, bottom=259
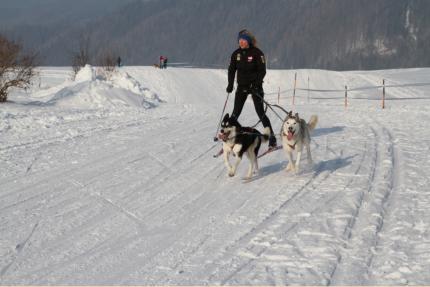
left=231, top=85, right=274, bottom=134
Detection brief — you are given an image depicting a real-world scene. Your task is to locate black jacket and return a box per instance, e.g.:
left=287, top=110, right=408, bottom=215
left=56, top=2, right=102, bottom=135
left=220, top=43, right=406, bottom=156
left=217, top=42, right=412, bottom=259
left=228, top=46, right=266, bottom=88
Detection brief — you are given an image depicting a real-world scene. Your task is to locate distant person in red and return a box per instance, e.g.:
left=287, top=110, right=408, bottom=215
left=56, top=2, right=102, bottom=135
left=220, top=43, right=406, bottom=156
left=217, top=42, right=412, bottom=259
left=159, top=56, right=164, bottom=69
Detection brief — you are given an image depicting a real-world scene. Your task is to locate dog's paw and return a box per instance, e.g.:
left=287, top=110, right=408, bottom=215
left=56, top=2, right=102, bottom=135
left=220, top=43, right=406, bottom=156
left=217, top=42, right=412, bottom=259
left=228, top=171, right=235, bottom=177
left=286, top=164, right=295, bottom=172
left=245, top=170, right=257, bottom=179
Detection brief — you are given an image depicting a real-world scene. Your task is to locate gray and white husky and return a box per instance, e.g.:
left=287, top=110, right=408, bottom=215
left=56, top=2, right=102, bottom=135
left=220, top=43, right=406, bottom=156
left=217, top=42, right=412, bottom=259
left=218, top=113, right=270, bottom=179
left=281, top=111, right=318, bottom=173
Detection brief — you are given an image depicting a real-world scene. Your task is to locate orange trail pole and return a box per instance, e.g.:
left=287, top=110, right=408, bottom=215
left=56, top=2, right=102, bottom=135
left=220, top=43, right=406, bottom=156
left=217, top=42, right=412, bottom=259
left=292, top=72, right=297, bottom=106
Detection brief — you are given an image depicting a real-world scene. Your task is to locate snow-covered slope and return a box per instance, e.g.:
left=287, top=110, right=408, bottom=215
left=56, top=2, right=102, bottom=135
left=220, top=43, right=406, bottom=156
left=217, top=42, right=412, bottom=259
left=46, top=65, right=160, bottom=109
left=1, top=66, right=430, bottom=285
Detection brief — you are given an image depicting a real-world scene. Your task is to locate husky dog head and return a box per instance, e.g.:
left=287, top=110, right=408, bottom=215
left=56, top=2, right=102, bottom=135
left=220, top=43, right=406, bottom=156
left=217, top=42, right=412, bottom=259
left=283, top=111, right=301, bottom=141
left=218, top=113, right=241, bottom=142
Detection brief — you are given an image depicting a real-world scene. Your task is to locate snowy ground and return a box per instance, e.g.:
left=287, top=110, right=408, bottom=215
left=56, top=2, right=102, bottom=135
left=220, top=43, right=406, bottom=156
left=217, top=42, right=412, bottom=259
left=1, top=66, right=429, bottom=285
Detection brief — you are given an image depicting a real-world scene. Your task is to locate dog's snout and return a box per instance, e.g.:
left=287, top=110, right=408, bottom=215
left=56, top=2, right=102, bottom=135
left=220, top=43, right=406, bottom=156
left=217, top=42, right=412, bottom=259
left=288, top=127, right=293, bottom=131
left=220, top=129, right=224, bottom=133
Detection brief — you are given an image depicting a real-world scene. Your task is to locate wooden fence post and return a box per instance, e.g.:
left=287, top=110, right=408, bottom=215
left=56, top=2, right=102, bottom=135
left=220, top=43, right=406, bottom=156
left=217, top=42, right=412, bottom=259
left=307, top=76, right=310, bottom=103
left=382, top=79, right=386, bottom=109
left=277, top=86, right=280, bottom=104
left=345, top=85, right=348, bottom=109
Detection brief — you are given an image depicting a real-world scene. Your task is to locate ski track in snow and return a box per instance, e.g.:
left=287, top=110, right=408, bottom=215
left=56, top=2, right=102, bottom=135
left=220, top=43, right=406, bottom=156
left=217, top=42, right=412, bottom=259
left=1, top=67, right=430, bottom=285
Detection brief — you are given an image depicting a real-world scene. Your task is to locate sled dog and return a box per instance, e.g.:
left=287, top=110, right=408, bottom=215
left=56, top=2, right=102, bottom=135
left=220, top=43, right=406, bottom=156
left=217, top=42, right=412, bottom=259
left=281, top=111, right=318, bottom=173
left=218, top=113, right=270, bottom=178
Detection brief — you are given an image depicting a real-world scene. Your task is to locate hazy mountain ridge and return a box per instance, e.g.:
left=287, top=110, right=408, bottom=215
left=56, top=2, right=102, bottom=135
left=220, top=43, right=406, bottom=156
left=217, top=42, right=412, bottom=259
left=2, top=0, right=430, bottom=69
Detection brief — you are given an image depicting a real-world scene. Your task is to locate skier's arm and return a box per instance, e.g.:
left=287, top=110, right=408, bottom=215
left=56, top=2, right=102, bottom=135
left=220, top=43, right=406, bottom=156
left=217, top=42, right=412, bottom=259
left=255, top=51, right=266, bottom=84
left=227, top=52, right=237, bottom=86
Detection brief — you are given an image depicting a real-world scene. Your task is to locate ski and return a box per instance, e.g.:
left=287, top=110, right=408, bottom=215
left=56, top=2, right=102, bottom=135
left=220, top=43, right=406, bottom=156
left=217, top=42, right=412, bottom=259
left=258, top=145, right=282, bottom=158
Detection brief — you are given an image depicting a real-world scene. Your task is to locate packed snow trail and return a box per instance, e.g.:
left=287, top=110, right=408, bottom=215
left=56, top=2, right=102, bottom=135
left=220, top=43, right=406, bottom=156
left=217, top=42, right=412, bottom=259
left=1, top=67, right=430, bottom=285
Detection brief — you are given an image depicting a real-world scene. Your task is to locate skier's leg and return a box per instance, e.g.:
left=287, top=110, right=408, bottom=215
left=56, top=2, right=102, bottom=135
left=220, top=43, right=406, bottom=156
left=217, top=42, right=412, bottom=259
left=252, top=88, right=276, bottom=147
left=231, top=87, right=248, bottom=121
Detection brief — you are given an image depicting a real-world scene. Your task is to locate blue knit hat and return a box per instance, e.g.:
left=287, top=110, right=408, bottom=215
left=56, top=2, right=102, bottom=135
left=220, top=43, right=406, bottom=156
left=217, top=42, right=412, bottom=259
left=238, top=30, right=253, bottom=45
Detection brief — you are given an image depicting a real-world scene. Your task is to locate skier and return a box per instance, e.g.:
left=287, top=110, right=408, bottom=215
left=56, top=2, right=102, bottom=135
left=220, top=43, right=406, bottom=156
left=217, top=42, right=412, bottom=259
left=159, top=56, right=164, bottom=69
left=117, top=56, right=122, bottom=67
left=163, top=57, right=168, bottom=69
left=226, top=29, right=277, bottom=148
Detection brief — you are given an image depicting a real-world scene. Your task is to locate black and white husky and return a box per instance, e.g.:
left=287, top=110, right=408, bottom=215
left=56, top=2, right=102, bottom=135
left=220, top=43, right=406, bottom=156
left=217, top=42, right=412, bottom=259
left=218, top=113, right=270, bottom=178
left=281, top=111, right=318, bottom=173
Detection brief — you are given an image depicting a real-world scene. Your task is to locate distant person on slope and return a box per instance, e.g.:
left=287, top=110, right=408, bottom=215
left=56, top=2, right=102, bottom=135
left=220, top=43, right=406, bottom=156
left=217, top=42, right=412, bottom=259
left=226, top=29, right=277, bottom=148
left=117, top=56, right=122, bottom=67
left=159, top=56, right=164, bottom=69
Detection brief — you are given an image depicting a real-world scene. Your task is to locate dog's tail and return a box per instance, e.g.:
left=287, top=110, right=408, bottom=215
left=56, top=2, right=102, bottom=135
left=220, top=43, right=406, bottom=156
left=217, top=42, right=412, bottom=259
left=259, top=127, right=271, bottom=142
left=307, top=115, right=318, bottom=131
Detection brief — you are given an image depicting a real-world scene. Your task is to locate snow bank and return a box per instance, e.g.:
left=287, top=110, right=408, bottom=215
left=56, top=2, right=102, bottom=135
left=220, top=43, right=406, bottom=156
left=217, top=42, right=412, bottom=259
left=74, top=64, right=97, bottom=82
left=47, top=65, right=160, bottom=109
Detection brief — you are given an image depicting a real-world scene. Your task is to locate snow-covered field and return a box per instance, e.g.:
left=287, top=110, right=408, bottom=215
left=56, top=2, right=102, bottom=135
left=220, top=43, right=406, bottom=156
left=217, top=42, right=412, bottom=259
left=1, top=65, right=429, bottom=285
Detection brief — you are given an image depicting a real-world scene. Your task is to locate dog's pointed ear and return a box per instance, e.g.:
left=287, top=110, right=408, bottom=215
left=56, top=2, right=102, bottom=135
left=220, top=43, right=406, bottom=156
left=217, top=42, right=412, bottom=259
left=288, top=111, right=293, bottom=118
left=223, top=113, right=229, bottom=121
left=295, top=113, right=300, bottom=121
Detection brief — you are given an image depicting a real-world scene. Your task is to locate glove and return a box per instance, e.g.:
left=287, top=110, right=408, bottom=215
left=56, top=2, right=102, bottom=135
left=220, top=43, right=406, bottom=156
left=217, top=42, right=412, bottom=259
left=226, top=83, right=234, bottom=93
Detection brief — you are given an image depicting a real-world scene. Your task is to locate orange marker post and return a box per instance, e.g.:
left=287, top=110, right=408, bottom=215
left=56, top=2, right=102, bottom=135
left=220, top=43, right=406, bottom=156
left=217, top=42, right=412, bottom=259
left=292, top=72, right=297, bottom=106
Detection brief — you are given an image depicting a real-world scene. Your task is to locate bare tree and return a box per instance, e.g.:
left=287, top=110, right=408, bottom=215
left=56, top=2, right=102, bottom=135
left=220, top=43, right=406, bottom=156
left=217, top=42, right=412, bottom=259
left=98, top=50, right=117, bottom=74
left=0, top=34, right=37, bottom=102
left=71, top=33, right=92, bottom=77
